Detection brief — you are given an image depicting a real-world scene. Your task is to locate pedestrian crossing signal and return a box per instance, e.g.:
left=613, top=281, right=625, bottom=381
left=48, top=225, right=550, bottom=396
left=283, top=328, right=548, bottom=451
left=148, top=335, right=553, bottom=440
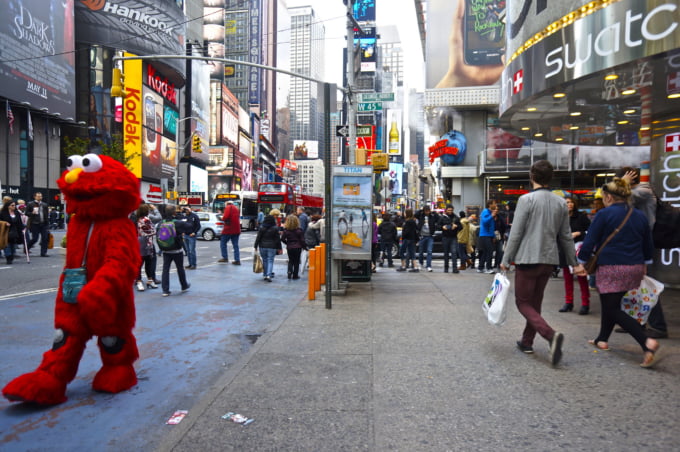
left=192, top=134, right=202, bottom=153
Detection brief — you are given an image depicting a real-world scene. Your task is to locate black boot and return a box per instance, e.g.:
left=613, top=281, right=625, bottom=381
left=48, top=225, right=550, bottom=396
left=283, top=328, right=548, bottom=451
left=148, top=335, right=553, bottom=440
left=578, top=306, right=589, bottom=315
left=558, top=303, right=574, bottom=312
left=6, top=255, right=13, bottom=264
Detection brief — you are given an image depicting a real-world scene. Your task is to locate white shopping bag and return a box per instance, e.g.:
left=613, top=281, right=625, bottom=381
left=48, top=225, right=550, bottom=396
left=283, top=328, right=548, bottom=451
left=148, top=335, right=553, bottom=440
left=482, top=272, right=510, bottom=326
left=621, top=275, right=664, bottom=325
left=300, top=250, right=308, bottom=275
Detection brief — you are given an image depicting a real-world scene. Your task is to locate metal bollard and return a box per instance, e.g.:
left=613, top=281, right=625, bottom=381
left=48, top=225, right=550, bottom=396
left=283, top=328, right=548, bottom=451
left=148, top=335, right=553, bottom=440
left=319, top=243, right=326, bottom=286
left=308, top=248, right=316, bottom=300
left=314, top=244, right=322, bottom=292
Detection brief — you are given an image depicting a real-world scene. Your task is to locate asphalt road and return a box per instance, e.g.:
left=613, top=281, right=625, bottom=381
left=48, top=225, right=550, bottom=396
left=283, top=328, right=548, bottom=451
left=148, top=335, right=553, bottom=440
left=0, top=230, right=308, bottom=451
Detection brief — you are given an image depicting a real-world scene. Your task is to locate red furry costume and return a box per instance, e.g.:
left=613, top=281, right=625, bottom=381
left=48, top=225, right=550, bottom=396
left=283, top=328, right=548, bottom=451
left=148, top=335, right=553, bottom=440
left=3, top=154, right=141, bottom=405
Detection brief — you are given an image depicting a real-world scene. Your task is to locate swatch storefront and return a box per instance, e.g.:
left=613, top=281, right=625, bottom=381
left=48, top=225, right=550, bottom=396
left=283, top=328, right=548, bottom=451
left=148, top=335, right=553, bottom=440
left=499, top=0, right=680, bottom=285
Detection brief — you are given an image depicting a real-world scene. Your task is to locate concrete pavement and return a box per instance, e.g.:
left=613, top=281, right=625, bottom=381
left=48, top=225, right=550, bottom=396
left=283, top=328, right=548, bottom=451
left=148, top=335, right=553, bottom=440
left=156, top=265, right=680, bottom=451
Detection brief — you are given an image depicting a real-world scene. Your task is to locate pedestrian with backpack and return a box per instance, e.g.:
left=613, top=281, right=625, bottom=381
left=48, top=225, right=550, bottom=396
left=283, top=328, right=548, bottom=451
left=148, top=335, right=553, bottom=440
left=157, top=204, right=193, bottom=296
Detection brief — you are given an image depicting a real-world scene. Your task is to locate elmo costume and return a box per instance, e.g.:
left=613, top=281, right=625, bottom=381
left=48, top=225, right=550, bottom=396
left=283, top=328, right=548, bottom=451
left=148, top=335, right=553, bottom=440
left=3, top=154, right=141, bottom=405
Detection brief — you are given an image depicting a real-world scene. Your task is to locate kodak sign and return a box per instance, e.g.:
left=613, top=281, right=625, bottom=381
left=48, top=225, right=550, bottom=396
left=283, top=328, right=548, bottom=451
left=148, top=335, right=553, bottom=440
left=123, top=53, right=142, bottom=178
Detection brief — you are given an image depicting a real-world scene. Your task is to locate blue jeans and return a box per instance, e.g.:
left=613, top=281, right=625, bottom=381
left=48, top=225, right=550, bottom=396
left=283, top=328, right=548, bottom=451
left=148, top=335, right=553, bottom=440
left=418, top=235, right=434, bottom=268
left=184, top=234, right=197, bottom=267
left=401, top=239, right=416, bottom=266
left=220, top=234, right=240, bottom=261
left=441, top=236, right=459, bottom=271
left=458, top=242, right=468, bottom=263
left=260, top=247, right=276, bottom=277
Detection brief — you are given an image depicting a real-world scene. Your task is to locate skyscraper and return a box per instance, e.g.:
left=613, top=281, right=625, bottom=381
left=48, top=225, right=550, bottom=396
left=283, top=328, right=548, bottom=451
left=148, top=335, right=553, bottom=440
left=288, top=6, right=325, bottom=155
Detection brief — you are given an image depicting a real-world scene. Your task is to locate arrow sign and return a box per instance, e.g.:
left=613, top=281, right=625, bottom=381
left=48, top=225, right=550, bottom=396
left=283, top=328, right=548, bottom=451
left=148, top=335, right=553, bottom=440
left=336, top=125, right=349, bottom=137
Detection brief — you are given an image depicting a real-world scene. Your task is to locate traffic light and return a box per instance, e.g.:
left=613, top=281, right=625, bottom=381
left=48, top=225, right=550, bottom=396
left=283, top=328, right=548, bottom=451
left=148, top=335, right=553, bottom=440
left=192, top=134, right=202, bottom=153
left=111, top=68, right=125, bottom=97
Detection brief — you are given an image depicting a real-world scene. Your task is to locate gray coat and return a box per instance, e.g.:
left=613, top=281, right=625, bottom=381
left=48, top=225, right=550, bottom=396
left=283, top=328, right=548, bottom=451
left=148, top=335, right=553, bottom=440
left=502, top=189, right=577, bottom=267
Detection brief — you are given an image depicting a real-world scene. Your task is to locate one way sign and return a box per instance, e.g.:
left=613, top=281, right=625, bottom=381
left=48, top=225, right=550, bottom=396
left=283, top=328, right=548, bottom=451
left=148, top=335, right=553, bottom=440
left=336, top=125, right=349, bottom=137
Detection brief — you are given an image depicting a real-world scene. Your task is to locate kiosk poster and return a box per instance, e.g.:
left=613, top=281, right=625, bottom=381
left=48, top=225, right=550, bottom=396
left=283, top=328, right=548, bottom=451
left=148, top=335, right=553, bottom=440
left=331, top=168, right=373, bottom=254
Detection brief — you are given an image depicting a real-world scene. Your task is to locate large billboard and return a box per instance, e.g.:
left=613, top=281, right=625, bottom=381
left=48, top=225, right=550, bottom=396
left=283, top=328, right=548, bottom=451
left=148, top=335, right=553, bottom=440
left=292, top=140, right=319, bottom=160
left=248, top=0, right=262, bottom=105
left=0, top=0, right=76, bottom=117
left=75, top=0, right=186, bottom=81
left=190, top=62, right=211, bottom=163
left=426, top=0, right=505, bottom=89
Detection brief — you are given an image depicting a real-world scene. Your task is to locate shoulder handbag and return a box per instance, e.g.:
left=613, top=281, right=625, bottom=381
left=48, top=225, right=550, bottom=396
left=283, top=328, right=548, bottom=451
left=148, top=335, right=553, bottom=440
left=0, top=221, right=8, bottom=249
left=62, top=223, right=94, bottom=304
left=584, top=207, right=633, bottom=274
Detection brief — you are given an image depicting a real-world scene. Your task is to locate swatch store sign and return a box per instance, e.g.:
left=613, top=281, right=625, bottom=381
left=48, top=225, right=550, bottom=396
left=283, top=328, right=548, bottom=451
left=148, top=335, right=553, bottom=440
left=500, top=0, right=680, bottom=113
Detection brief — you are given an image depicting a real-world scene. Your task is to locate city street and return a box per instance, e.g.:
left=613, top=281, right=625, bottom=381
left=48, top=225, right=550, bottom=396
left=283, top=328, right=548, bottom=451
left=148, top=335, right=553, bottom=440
left=0, top=230, right=308, bottom=451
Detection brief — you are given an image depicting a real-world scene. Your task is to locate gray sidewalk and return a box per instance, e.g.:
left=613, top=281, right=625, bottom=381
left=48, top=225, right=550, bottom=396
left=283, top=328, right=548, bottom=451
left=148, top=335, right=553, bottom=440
left=157, top=267, right=680, bottom=451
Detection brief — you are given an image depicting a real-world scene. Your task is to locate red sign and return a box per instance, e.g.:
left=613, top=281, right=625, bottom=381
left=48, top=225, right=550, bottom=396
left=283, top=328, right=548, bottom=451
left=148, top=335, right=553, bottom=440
left=147, top=64, right=177, bottom=105
left=513, top=69, right=524, bottom=95
left=428, top=139, right=459, bottom=163
left=665, top=133, right=680, bottom=152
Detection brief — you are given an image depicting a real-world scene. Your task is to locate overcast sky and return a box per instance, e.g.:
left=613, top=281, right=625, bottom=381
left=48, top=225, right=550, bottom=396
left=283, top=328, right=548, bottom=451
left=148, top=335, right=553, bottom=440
left=283, top=0, right=424, bottom=89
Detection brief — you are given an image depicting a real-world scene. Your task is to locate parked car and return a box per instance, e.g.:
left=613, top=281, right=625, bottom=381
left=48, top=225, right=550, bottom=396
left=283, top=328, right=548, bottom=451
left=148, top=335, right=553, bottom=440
left=196, top=212, right=224, bottom=241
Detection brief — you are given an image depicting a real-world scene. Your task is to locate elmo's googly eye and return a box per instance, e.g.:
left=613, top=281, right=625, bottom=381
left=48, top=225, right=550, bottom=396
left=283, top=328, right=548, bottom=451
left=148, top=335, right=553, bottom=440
left=82, top=154, right=103, bottom=173
left=66, top=155, right=83, bottom=171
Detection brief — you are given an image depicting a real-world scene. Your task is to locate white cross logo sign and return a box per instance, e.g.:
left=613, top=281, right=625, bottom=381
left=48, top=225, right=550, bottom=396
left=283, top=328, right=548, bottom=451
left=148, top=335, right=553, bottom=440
left=667, top=72, right=680, bottom=94
left=513, top=70, right=524, bottom=95
left=665, top=133, right=680, bottom=152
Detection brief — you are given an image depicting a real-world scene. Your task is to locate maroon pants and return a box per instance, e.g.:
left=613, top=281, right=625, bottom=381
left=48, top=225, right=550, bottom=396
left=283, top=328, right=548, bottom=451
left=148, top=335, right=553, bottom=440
left=514, top=264, right=556, bottom=346
left=562, top=266, right=590, bottom=306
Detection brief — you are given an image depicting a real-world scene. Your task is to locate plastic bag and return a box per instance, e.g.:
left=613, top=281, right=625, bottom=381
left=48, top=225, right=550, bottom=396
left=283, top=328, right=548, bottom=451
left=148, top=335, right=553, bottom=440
left=621, top=275, right=664, bottom=325
left=253, top=253, right=263, bottom=273
left=482, top=272, right=510, bottom=326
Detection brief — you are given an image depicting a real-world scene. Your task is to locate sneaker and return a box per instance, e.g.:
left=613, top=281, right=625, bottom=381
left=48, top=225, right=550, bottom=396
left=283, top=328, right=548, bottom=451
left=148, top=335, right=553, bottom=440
left=408, top=268, right=420, bottom=273
left=162, top=292, right=171, bottom=297
left=549, top=332, right=564, bottom=366
left=396, top=267, right=407, bottom=272
left=451, top=269, right=460, bottom=274
left=427, top=267, right=432, bottom=272
left=136, top=281, right=145, bottom=292
left=484, top=269, right=495, bottom=274
left=232, top=261, right=241, bottom=265
left=516, top=341, right=534, bottom=354
left=477, top=269, right=484, bottom=273
left=181, top=284, right=191, bottom=293
left=264, top=276, right=272, bottom=282
left=218, top=258, right=228, bottom=263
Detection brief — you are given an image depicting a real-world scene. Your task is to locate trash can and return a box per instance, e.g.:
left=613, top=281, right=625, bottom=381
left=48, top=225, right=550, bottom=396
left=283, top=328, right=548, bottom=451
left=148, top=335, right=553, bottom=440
left=341, top=260, right=371, bottom=282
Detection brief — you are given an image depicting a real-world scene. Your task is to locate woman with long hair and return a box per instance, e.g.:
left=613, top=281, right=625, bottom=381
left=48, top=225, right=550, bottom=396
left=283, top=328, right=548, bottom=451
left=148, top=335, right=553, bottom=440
left=0, top=199, right=25, bottom=264
left=281, top=214, right=307, bottom=280
left=135, top=204, right=159, bottom=291
left=578, top=178, right=658, bottom=367
left=558, top=196, right=591, bottom=314
left=254, top=212, right=283, bottom=282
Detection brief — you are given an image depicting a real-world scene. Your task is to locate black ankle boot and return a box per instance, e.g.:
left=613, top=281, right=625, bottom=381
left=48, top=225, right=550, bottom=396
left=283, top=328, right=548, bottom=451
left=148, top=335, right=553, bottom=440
left=578, top=306, right=589, bottom=315
left=558, top=303, right=574, bottom=312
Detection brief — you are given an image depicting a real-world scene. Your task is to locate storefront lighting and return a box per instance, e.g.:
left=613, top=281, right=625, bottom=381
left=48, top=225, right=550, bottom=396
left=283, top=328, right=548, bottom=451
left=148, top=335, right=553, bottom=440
left=488, top=176, right=509, bottom=180
left=569, top=112, right=582, bottom=116
left=622, top=89, right=636, bottom=95
left=527, top=107, right=537, bottom=112
left=617, top=120, right=629, bottom=125
left=623, top=109, right=636, bottom=114
left=668, top=93, right=680, bottom=99
left=521, top=127, right=531, bottom=131
left=555, top=137, right=564, bottom=142
left=616, top=141, right=625, bottom=145
left=534, top=132, right=544, bottom=137
left=569, top=126, right=579, bottom=130
left=604, top=74, right=619, bottom=80
left=553, top=92, right=566, bottom=98
left=640, top=126, right=651, bottom=131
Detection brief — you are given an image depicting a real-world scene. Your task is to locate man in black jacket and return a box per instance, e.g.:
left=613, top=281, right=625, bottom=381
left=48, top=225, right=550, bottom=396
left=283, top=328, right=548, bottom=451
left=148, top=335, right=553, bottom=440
left=181, top=206, right=201, bottom=270
left=26, top=192, right=50, bottom=257
left=437, top=204, right=462, bottom=273
left=378, top=213, right=398, bottom=267
left=416, top=206, right=439, bottom=272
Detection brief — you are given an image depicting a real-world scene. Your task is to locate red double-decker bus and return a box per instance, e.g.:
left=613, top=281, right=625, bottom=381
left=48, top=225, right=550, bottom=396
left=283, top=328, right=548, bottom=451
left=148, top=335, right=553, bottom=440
left=257, top=182, right=323, bottom=216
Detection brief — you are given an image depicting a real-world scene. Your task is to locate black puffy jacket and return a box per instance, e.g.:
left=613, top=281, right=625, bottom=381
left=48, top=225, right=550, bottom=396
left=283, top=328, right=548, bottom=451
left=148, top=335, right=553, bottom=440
left=254, top=216, right=282, bottom=250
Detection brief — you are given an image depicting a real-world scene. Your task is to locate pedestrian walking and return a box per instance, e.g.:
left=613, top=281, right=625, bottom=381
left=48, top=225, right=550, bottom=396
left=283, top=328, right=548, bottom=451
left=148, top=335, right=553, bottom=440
left=0, top=199, right=25, bottom=264
left=577, top=177, right=658, bottom=368
left=254, top=213, right=282, bottom=282
left=26, top=192, right=50, bottom=257
left=181, top=206, right=201, bottom=269
left=396, top=208, right=419, bottom=272
left=477, top=200, right=497, bottom=274
left=501, top=160, right=586, bottom=366
left=558, top=196, right=591, bottom=314
left=219, top=201, right=241, bottom=265
left=378, top=213, right=398, bottom=268
left=437, top=204, right=462, bottom=273
left=281, top=214, right=306, bottom=280
left=457, top=211, right=471, bottom=270
left=134, top=204, right=159, bottom=291
left=159, top=205, right=192, bottom=296
left=416, top=205, right=438, bottom=272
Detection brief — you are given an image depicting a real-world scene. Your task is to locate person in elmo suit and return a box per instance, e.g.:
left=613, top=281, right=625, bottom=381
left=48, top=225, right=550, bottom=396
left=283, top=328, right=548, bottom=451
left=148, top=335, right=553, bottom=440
left=3, top=154, right=141, bottom=405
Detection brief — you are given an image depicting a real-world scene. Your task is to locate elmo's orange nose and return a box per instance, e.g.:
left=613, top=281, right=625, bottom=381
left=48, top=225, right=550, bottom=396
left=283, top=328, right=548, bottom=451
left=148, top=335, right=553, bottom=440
left=65, top=167, right=84, bottom=184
